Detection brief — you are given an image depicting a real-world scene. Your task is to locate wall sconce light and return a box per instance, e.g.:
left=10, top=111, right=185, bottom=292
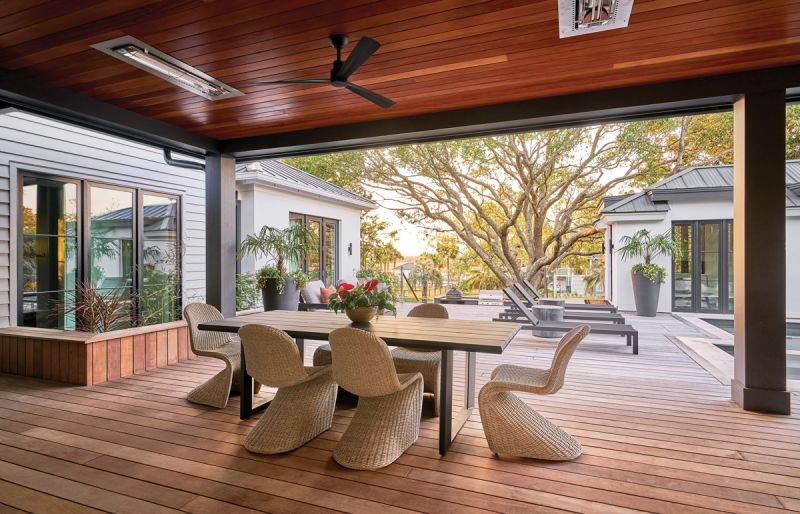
left=348, top=243, right=353, bottom=255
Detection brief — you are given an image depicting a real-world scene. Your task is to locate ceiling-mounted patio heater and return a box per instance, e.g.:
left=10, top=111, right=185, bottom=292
left=558, top=0, right=634, bottom=38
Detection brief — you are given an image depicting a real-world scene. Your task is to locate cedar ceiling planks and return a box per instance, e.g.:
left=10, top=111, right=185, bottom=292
left=1, top=0, right=800, bottom=140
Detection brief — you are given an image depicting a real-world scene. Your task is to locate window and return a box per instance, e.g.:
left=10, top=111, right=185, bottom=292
left=671, top=220, right=732, bottom=313
left=19, top=173, right=181, bottom=329
left=289, top=212, right=338, bottom=285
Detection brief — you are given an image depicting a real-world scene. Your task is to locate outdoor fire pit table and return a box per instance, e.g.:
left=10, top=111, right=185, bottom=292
left=538, top=298, right=566, bottom=307
left=530, top=304, right=564, bottom=338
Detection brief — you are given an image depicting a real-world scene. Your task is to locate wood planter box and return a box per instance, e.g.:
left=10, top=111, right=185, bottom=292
left=0, top=321, right=196, bottom=386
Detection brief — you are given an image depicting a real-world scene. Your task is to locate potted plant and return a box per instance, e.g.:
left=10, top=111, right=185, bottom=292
left=328, top=279, right=396, bottom=323
left=239, top=224, right=315, bottom=311
left=617, top=229, right=681, bottom=317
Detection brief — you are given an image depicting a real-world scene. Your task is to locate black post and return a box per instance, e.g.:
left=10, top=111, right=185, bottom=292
left=731, top=90, right=790, bottom=414
left=205, top=153, right=237, bottom=317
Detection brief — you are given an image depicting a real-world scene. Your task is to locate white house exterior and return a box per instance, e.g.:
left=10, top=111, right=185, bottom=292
left=1, top=110, right=371, bottom=331
left=598, top=162, right=800, bottom=316
left=235, top=160, right=376, bottom=286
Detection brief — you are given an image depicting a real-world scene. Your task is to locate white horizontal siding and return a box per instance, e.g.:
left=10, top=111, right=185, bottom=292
left=1, top=111, right=207, bottom=326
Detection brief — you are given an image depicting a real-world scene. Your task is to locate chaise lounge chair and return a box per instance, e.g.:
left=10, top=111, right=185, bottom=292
left=522, top=279, right=618, bottom=313
left=494, top=288, right=639, bottom=354
left=498, top=283, right=626, bottom=324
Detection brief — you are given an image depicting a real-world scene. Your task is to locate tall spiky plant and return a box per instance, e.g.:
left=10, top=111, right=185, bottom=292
left=239, top=224, right=315, bottom=274
left=617, top=229, right=681, bottom=283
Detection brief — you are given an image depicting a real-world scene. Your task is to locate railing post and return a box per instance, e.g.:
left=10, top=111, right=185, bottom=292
left=732, top=90, right=790, bottom=414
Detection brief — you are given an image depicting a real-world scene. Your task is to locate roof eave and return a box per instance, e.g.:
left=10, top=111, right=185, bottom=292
left=236, top=172, right=377, bottom=210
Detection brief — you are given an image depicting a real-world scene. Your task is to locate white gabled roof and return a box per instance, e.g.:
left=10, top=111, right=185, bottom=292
left=235, top=159, right=377, bottom=210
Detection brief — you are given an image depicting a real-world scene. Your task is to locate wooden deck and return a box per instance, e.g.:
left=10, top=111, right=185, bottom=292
left=0, top=305, right=798, bottom=513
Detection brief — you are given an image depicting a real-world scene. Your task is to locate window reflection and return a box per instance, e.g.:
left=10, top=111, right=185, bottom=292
left=142, top=194, right=180, bottom=324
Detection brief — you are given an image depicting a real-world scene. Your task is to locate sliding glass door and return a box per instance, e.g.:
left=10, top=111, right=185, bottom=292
left=672, top=220, right=732, bottom=313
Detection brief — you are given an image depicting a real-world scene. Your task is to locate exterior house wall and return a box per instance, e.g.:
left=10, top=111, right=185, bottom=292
left=605, top=196, right=800, bottom=316
left=236, top=183, right=363, bottom=284
left=1, top=110, right=207, bottom=327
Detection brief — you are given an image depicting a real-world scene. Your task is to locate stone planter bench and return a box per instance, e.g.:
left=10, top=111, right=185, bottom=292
left=0, top=321, right=196, bottom=386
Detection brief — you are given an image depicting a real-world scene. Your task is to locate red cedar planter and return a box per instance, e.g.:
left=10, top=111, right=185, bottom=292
left=0, top=321, right=196, bottom=386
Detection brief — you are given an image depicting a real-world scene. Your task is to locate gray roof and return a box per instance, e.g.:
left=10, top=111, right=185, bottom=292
left=602, top=160, right=800, bottom=214
left=94, top=203, right=177, bottom=221
left=236, top=159, right=376, bottom=209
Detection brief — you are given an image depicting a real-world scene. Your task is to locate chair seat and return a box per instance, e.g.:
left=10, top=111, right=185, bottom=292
left=490, top=364, right=550, bottom=392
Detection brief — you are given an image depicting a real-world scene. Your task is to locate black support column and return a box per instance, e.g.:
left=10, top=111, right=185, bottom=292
left=205, top=153, right=237, bottom=317
left=732, top=90, right=791, bottom=414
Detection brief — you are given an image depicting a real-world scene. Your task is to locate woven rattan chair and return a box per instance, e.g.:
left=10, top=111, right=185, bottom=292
left=390, top=303, right=448, bottom=416
left=238, top=324, right=337, bottom=454
left=479, top=324, right=590, bottom=460
left=329, top=327, right=423, bottom=470
left=184, top=303, right=250, bottom=408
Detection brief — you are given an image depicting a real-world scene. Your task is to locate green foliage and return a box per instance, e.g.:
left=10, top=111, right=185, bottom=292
left=632, top=263, right=667, bottom=284
left=409, top=258, right=443, bottom=299
left=55, top=281, right=133, bottom=333
left=239, top=224, right=315, bottom=274
left=327, top=281, right=396, bottom=313
left=286, top=269, right=309, bottom=290
left=236, top=273, right=261, bottom=311
left=359, top=213, right=403, bottom=272
left=256, top=266, right=283, bottom=290
left=617, top=229, right=681, bottom=264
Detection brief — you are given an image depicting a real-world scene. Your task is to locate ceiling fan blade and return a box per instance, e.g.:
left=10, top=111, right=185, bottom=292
left=338, top=37, right=380, bottom=79
left=250, top=79, right=330, bottom=85
left=345, top=83, right=395, bottom=109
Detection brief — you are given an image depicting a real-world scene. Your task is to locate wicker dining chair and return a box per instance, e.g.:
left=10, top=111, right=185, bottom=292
left=329, top=327, right=423, bottom=470
left=238, top=324, right=337, bottom=454
left=390, top=303, right=448, bottom=416
left=479, top=324, right=590, bottom=460
left=183, top=303, right=259, bottom=408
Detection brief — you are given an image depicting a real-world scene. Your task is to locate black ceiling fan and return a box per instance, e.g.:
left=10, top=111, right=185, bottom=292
left=250, top=34, right=395, bottom=109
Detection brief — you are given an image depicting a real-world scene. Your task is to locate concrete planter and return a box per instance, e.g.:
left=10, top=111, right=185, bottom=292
left=262, top=277, right=300, bottom=311
left=631, top=270, right=660, bottom=317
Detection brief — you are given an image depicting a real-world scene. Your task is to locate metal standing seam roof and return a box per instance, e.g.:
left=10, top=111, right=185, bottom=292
left=94, top=203, right=177, bottom=221
left=235, top=159, right=376, bottom=208
left=602, top=160, right=800, bottom=214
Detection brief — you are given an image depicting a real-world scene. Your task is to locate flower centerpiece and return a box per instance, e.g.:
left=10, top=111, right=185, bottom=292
left=328, top=279, right=396, bottom=323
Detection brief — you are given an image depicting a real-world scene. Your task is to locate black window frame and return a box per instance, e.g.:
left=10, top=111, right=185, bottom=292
left=289, top=212, right=339, bottom=285
left=671, top=219, right=732, bottom=314
left=17, top=170, right=182, bottom=328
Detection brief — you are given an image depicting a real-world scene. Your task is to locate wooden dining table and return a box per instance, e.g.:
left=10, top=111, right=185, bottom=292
left=198, top=309, right=521, bottom=455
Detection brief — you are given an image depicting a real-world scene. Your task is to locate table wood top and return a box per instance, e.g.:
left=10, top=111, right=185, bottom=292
left=198, top=310, right=521, bottom=354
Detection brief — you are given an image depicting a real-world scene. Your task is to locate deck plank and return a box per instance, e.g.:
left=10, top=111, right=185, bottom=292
left=0, top=306, right=797, bottom=513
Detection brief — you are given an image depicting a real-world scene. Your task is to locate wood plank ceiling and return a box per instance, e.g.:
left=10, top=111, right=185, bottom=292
left=2, top=0, right=800, bottom=141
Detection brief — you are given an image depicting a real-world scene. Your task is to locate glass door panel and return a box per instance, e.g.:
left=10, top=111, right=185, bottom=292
left=699, top=222, right=721, bottom=312
left=672, top=224, right=693, bottom=310
left=21, top=177, right=78, bottom=328
left=727, top=221, right=734, bottom=312
left=323, top=219, right=337, bottom=285
left=89, top=186, right=134, bottom=324
left=306, top=217, right=321, bottom=280
left=142, top=194, right=180, bottom=323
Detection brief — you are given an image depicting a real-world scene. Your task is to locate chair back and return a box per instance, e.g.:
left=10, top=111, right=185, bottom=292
left=329, top=327, right=401, bottom=397
left=503, top=288, right=540, bottom=325
left=238, top=324, right=308, bottom=388
left=183, top=303, right=233, bottom=353
left=407, top=303, right=449, bottom=319
left=523, top=279, right=543, bottom=300
left=513, top=283, right=537, bottom=306
left=545, top=324, right=590, bottom=393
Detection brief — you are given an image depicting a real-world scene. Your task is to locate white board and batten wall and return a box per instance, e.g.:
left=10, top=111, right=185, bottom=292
left=0, top=110, right=208, bottom=328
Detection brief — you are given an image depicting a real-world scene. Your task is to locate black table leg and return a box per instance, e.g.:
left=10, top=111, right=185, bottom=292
left=239, top=345, right=273, bottom=420
left=438, top=349, right=453, bottom=455
left=296, top=338, right=305, bottom=360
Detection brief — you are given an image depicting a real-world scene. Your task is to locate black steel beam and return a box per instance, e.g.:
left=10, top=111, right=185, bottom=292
left=0, top=69, right=217, bottom=156
left=731, top=90, right=791, bottom=415
left=222, top=64, right=800, bottom=159
left=205, top=153, right=238, bottom=316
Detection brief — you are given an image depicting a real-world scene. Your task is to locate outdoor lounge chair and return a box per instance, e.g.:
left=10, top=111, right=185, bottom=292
left=329, top=327, right=423, bottom=470
left=523, top=279, right=618, bottom=313
left=479, top=325, right=589, bottom=460
left=494, top=289, right=638, bottom=354
left=238, top=324, right=337, bottom=454
left=391, top=303, right=449, bottom=416
left=500, top=283, right=626, bottom=324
